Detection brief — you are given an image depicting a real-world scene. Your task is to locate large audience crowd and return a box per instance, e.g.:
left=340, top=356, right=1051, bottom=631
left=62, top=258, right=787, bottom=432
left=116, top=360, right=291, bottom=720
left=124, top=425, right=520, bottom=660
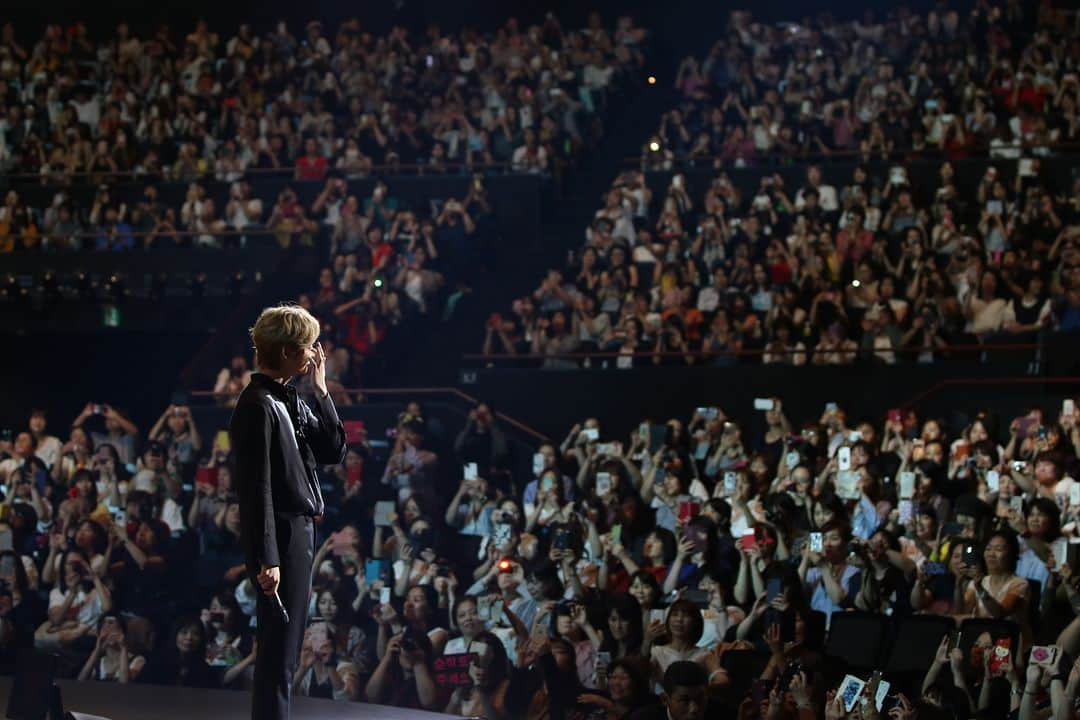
left=0, top=13, right=641, bottom=385
left=0, top=14, right=644, bottom=183
left=649, top=6, right=1079, bottom=167
left=480, top=160, right=1080, bottom=368
left=9, top=5, right=1080, bottom=720
left=3, top=388, right=1080, bottom=720
left=482, top=5, right=1080, bottom=369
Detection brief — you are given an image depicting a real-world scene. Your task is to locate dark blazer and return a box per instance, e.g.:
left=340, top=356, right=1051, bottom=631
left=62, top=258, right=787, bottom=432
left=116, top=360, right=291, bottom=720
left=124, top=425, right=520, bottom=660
left=230, top=373, right=346, bottom=574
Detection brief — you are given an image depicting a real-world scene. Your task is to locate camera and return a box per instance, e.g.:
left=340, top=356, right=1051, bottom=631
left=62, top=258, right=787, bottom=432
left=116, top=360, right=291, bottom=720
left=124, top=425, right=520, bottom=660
left=779, top=660, right=803, bottom=691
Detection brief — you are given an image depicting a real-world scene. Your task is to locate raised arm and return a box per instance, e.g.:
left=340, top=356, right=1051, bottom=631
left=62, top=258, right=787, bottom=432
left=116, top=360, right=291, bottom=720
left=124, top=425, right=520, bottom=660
left=299, top=395, right=347, bottom=465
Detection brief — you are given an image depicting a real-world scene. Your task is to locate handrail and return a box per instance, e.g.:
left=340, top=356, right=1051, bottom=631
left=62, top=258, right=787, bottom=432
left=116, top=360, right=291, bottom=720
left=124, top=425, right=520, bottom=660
left=189, top=387, right=551, bottom=443
left=626, top=142, right=1080, bottom=169
left=7, top=161, right=531, bottom=184
left=897, top=375, right=1080, bottom=411
left=3, top=227, right=318, bottom=241
left=463, top=341, right=1048, bottom=364
left=5, top=228, right=312, bottom=240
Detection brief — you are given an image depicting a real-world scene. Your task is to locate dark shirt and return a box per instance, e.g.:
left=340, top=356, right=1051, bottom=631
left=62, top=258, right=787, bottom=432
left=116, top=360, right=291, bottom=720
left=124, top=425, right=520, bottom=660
left=0, top=593, right=47, bottom=670
left=195, top=523, right=245, bottom=589
left=140, top=652, right=220, bottom=688
left=230, top=373, right=346, bottom=574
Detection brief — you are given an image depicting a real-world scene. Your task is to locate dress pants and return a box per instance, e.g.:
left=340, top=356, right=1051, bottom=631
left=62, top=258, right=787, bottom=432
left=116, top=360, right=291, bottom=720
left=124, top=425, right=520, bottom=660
left=252, top=514, right=314, bottom=720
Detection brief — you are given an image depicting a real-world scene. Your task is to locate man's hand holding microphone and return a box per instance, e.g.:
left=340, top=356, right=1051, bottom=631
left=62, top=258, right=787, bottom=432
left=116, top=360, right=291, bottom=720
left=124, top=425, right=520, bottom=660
left=258, top=564, right=289, bottom=623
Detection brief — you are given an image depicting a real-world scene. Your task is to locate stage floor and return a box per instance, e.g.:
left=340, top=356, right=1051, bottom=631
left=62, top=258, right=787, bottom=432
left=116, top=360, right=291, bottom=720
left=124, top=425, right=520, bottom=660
left=0, top=676, right=452, bottom=720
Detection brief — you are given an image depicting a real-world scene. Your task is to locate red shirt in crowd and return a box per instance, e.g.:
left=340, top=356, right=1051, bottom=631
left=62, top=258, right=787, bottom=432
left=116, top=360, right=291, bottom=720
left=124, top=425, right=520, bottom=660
left=296, top=153, right=328, bottom=181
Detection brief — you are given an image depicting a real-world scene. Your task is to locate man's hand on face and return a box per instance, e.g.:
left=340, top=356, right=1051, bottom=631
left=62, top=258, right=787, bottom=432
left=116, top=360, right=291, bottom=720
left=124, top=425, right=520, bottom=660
left=310, top=341, right=328, bottom=396
left=258, top=564, right=280, bottom=596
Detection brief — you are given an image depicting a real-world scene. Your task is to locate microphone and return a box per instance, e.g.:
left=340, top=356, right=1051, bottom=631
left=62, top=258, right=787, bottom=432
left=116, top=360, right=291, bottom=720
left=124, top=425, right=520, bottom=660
left=270, top=590, right=290, bottom=624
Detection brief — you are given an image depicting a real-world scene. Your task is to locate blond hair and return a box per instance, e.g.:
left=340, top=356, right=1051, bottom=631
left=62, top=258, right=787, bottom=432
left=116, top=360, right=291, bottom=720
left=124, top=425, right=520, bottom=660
left=250, top=304, right=321, bottom=370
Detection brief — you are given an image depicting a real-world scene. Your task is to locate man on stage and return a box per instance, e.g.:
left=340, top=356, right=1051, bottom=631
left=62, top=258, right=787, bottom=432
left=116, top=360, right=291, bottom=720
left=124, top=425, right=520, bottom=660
left=231, top=304, right=346, bottom=719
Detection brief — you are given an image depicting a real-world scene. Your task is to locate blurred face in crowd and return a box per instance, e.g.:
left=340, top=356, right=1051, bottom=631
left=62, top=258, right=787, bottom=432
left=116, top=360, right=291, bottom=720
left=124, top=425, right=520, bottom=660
left=956, top=514, right=979, bottom=538
left=968, top=420, right=989, bottom=443
left=496, top=566, right=518, bottom=593
left=983, top=536, right=1011, bottom=574
left=791, top=467, right=811, bottom=495
left=609, top=608, right=632, bottom=641
left=921, top=420, right=941, bottom=442
left=1027, top=505, right=1052, bottom=537
left=1034, top=459, right=1058, bottom=487
left=455, top=599, right=482, bottom=638
left=216, top=467, right=233, bottom=496
left=644, top=533, right=665, bottom=562
left=13, top=432, right=33, bottom=457
left=555, top=610, right=574, bottom=636
left=948, top=543, right=967, bottom=576
left=629, top=575, right=656, bottom=608
left=663, top=472, right=683, bottom=497
left=608, top=665, right=634, bottom=703
left=664, top=683, right=706, bottom=720
left=167, top=412, right=187, bottom=434
left=915, top=513, right=936, bottom=541
left=210, top=596, right=234, bottom=630
left=134, top=522, right=156, bottom=552
left=74, top=521, right=96, bottom=550
left=851, top=444, right=869, bottom=468
left=821, top=528, right=846, bottom=561
left=916, top=472, right=935, bottom=501
left=62, top=555, right=83, bottom=588
left=735, top=473, right=751, bottom=501
left=144, top=446, right=165, bottom=470
left=75, top=472, right=94, bottom=497
left=403, top=497, right=422, bottom=525
left=224, top=502, right=241, bottom=529
left=176, top=623, right=201, bottom=654
left=404, top=587, right=430, bottom=621
left=69, top=428, right=90, bottom=452
left=667, top=606, right=694, bottom=640
left=868, top=531, right=889, bottom=561
left=812, top=502, right=834, bottom=529
left=996, top=474, right=1016, bottom=501
left=537, top=444, right=556, bottom=471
